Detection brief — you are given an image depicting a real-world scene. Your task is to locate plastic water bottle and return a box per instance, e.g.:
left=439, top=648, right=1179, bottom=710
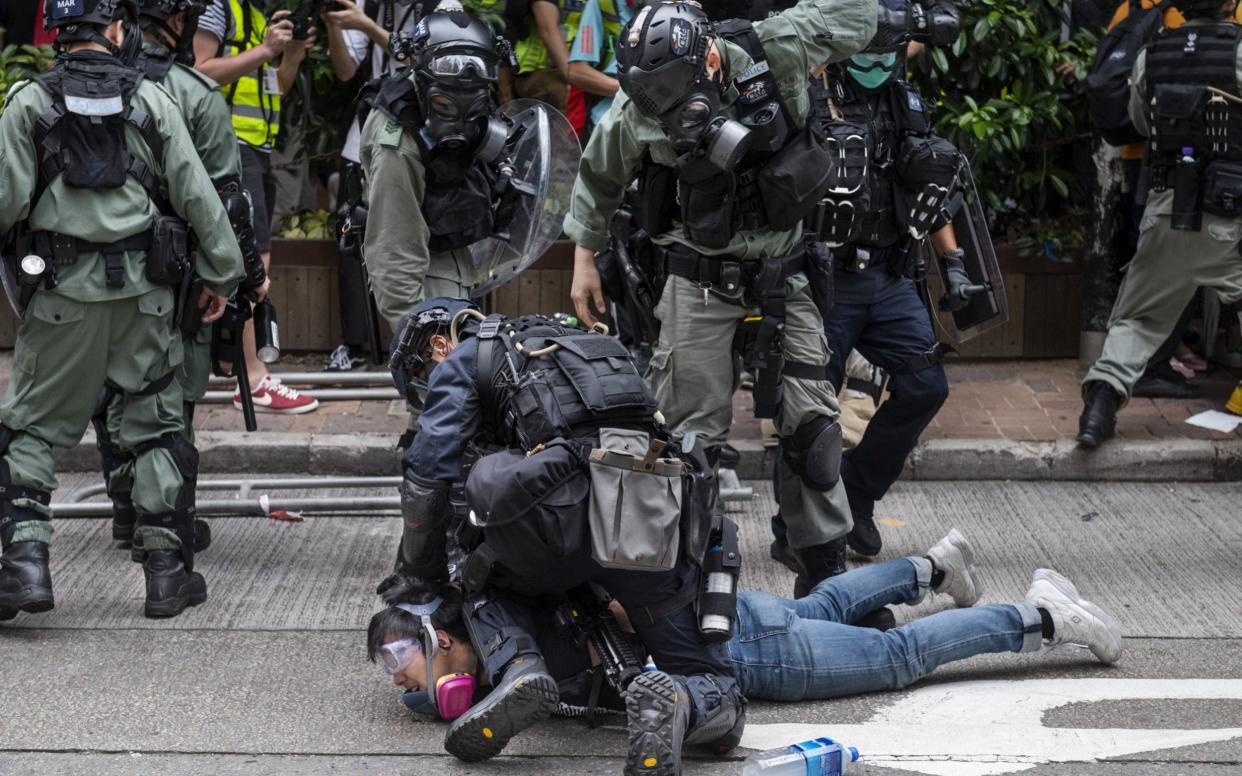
left=742, top=737, right=860, bottom=776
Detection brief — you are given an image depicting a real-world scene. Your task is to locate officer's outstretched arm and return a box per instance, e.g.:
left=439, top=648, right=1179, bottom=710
left=756, top=0, right=879, bottom=77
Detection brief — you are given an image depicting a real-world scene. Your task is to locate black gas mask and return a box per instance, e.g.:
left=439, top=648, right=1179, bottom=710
left=657, top=83, right=752, bottom=171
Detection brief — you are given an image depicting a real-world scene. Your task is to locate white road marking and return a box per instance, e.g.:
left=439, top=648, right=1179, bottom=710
left=740, top=678, right=1242, bottom=776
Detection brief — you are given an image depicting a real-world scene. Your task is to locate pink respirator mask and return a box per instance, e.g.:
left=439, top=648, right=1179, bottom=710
left=388, top=600, right=477, bottom=721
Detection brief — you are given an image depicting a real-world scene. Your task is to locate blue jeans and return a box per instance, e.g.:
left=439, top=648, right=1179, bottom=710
left=727, top=558, right=1043, bottom=702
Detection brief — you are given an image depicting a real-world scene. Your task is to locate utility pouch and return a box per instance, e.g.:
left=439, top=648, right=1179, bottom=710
left=679, top=174, right=738, bottom=249
left=60, top=113, right=129, bottom=189
left=1152, top=84, right=1208, bottom=160
left=588, top=428, right=683, bottom=572
left=757, top=123, right=835, bottom=231
left=146, top=215, right=190, bottom=286
left=547, top=335, right=654, bottom=412
left=510, top=370, right=572, bottom=448
left=176, top=274, right=206, bottom=339
left=1203, top=160, right=1242, bottom=217
left=1171, top=154, right=1203, bottom=231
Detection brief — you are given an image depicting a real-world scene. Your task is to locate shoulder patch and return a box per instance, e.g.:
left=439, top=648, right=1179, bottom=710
left=174, top=62, right=222, bottom=92
left=379, top=119, right=404, bottom=148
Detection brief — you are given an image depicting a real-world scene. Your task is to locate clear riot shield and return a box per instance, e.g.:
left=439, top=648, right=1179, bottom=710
left=468, top=99, right=582, bottom=298
left=925, top=157, right=1008, bottom=347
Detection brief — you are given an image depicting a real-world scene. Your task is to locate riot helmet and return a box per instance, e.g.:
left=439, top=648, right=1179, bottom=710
left=408, top=2, right=506, bottom=154
left=389, top=297, right=479, bottom=406
left=137, top=0, right=211, bottom=65
left=617, top=1, right=751, bottom=169
left=45, top=0, right=143, bottom=62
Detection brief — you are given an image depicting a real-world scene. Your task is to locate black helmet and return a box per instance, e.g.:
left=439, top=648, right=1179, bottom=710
left=410, top=4, right=501, bottom=87
left=389, top=297, right=479, bottom=405
left=136, top=0, right=211, bottom=64
left=44, top=0, right=137, bottom=32
left=617, top=1, right=714, bottom=119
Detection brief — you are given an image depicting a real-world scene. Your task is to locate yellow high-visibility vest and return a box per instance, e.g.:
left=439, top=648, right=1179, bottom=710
left=221, top=0, right=280, bottom=148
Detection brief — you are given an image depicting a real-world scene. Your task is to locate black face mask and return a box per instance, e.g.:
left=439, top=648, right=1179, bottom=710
left=422, top=83, right=492, bottom=150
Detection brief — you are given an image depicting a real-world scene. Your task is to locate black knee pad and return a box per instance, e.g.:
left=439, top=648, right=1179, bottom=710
left=682, top=674, right=746, bottom=752
left=781, top=415, right=843, bottom=491
left=462, top=593, right=544, bottom=684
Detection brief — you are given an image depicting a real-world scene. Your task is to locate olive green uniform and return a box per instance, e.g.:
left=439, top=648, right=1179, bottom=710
left=1085, top=21, right=1242, bottom=402
left=101, top=43, right=248, bottom=505
left=0, top=72, right=244, bottom=548
left=564, top=0, right=876, bottom=550
left=359, top=91, right=473, bottom=331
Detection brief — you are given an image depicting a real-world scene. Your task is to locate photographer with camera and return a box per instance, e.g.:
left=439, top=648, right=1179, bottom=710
left=192, top=0, right=320, bottom=413
left=1079, top=0, right=1242, bottom=446
left=770, top=0, right=976, bottom=570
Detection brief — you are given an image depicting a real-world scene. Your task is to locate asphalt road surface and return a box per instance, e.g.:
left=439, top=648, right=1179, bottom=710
left=1, top=476, right=1240, bottom=776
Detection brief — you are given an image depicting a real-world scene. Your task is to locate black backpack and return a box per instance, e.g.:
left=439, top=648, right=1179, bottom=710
left=1086, top=0, right=1165, bottom=146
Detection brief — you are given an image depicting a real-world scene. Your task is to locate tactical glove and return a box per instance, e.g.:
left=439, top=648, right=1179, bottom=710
left=938, top=248, right=976, bottom=312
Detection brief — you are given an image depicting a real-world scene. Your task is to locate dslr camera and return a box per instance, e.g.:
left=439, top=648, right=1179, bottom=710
left=272, top=0, right=346, bottom=40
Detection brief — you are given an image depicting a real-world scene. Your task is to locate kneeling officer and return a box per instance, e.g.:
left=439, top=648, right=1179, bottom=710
left=0, top=0, right=244, bottom=619
left=384, top=299, right=744, bottom=776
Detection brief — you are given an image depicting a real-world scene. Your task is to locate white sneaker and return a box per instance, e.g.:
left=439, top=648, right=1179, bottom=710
left=925, top=528, right=980, bottom=607
left=1025, top=568, right=1123, bottom=665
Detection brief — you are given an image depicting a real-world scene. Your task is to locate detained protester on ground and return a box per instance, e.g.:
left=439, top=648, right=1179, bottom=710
left=90, top=0, right=270, bottom=562
left=0, top=0, right=244, bottom=619
left=1079, top=0, right=1242, bottom=446
left=381, top=299, right=745, bottom=776
left=368, top=529, right=1122, bottom=722
left=358, top=3, right=518, bottom=330
left=566, top=0, right=877, bottom=598
left=771, top=0, right=975, bottom=566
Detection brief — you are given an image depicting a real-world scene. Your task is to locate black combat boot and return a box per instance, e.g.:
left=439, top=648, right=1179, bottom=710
left=624, top=671, right=691, bottom=776
left=0, top=541, right=55, bottom=618
left=794, top=537, right=848, bottom=598
left=845, top=486, right=882, bottom=557
left=444, top=656, right=559, bottom=762
left=1077, top=381, right=1121, bottom=449
left=143, top=550, right=207, bottom=619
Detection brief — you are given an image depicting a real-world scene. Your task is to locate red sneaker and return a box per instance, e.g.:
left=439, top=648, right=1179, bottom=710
left=234, top=375, right=320, bottom=414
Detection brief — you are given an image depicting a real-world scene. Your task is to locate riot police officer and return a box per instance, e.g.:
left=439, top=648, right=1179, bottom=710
left=90, top=0, right=270, bottom=555
left=358, top=3, right=514, bottom=330
left=383, top=299, right=744, bottom=776
left=0, top=0, right=244, bottom=619
left=777, top=0, right=971, bottom=560
left=1079, top=0, right=1242, bottom=446
left=567, top=0, right=878, bottom=594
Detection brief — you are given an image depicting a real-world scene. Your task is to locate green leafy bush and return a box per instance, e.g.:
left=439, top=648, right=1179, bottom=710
left=0, top=43, right=57, bottom=115
left=910, top=0, right=1097, bottom=234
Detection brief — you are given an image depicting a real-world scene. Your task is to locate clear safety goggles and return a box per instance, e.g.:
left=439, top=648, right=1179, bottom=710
left=380, top=638, right=424, bottom=676
left=428, top=53, right=498, bottom=82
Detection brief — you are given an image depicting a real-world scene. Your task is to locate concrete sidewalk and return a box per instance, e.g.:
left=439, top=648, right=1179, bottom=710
left=2, top=354, right=1239, bottom=480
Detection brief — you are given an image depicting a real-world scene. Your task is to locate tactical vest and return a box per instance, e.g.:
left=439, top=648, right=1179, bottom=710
left=635, top=20, right=833, bottom=250
left=136, top=46, right=177, bottom=82
left=472, top=315, right=660, bottom=450
left=220, top=0, right=280, bottom=149
left=813, top=70, right=936, bottom=252
left=1145, top=23, right=1242, bottom=168
left=361, top=71, right=501, bottom=251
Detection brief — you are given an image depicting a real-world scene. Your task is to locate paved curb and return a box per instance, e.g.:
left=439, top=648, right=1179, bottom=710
left=54, top=431, right=1242, bottom=481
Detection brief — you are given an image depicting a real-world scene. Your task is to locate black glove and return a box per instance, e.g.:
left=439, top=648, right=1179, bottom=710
left=938, top=248, right=975, bottom=312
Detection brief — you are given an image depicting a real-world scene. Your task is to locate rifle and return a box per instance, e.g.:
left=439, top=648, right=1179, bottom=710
left=555, top=583, right=644, bottom=696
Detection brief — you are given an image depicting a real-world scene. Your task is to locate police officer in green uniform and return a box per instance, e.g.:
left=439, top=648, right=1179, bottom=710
left=567, top=0, right=877, bottom=592
left=0, top=0, right=244, bottom=619
left=359, top=3, right=509, bottom=330
left=91, top=0, right=270, bottom=553
left=1078, top=0, right=1242, bottom=447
